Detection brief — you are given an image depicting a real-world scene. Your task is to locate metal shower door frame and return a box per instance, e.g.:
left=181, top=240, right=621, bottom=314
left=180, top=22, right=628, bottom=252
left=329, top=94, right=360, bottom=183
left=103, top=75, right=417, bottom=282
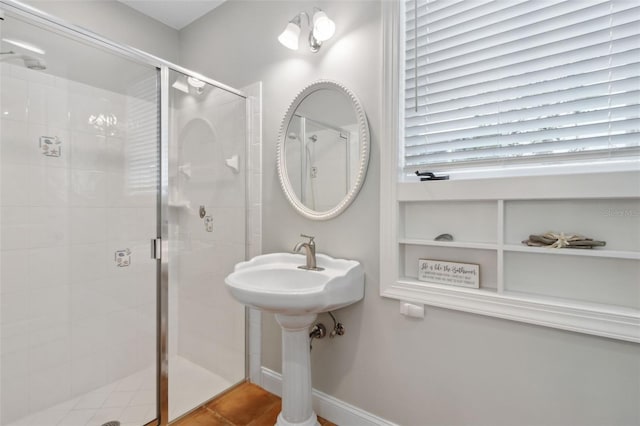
left=0, top=2, right=248, bottom=426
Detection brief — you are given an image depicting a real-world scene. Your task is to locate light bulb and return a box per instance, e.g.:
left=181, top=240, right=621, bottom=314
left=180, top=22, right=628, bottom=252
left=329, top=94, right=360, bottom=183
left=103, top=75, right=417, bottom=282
left=312, top=10, right=335, bottom=42
left=278, top=22, right=301, bottom=50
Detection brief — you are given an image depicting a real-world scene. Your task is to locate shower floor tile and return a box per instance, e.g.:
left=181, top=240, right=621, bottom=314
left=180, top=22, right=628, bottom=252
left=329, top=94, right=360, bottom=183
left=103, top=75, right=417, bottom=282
left=6, top=370, right=154, bottom=426
left=5, top=356, right=232, bottom=426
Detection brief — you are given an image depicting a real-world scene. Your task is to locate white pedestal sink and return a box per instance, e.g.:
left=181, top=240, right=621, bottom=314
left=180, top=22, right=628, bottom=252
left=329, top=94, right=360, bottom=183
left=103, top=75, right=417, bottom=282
left=225, top=253, right=364, bottom=426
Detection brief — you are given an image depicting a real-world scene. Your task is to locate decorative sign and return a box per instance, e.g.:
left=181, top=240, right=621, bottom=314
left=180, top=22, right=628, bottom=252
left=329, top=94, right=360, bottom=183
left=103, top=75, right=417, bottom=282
left=418, top=259, right=479, bottom=288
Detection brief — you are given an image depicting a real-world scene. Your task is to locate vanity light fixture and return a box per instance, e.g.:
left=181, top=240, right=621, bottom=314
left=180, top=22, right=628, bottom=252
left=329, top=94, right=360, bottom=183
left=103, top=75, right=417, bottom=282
left=311, top=9, right=335, bottom=42
left=278, top=19, right=302, bottom=50
left=278, top=8, right=335, bottom=53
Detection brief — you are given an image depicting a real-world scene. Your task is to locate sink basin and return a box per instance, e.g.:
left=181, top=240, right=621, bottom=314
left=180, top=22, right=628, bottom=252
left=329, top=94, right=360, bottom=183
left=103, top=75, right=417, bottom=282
left=224, top=252, right=364, bottom=315
left=225, top=252, right=364, bottom=426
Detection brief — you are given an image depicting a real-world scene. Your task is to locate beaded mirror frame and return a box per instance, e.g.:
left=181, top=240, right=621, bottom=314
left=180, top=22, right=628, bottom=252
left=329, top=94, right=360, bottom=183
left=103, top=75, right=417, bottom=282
left=277, top=80, right=370, bottom=220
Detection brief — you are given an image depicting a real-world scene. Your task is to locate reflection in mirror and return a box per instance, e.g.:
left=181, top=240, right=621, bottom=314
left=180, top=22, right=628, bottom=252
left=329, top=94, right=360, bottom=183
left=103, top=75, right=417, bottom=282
left=278, top=81, right=369, bottom=220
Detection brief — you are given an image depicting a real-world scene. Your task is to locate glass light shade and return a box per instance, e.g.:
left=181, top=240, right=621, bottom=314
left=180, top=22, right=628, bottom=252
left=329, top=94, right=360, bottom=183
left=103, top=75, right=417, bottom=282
left=312, top=11, right=335, bottom=42
left=278, top=22, right=301, bottom=50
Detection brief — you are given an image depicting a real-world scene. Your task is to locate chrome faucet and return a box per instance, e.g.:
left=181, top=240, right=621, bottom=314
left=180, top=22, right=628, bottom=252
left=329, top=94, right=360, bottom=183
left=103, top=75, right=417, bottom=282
left=293, top=234, right=324, bottom=271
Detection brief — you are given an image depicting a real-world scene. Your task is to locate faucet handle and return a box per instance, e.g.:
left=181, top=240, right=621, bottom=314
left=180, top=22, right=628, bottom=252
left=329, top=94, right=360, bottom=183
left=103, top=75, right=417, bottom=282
left=300, top=234, right=315, bottom=243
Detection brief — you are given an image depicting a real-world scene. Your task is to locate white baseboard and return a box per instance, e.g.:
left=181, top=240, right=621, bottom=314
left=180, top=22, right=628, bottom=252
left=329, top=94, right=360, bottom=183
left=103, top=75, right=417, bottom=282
left=260, top=367, right=398, bottom=426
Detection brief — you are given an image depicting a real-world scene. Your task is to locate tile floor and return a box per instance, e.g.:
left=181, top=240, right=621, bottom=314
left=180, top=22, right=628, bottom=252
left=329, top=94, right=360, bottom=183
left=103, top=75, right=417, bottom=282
left=173, top=382, right=336, bottom=426
left=6, top=357, right=232, bottom=426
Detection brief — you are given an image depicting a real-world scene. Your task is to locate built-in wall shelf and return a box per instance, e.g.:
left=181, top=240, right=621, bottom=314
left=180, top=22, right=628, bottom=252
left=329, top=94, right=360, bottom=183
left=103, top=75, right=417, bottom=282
left=398, top=239, right=497, bottom=251
left=381, top=171, right=640, bottom=343
left=398, top=240, right=640, bottom=259
left=502, top=244, right=640, bottom=260
left=398, top=277, right=498, bottom=294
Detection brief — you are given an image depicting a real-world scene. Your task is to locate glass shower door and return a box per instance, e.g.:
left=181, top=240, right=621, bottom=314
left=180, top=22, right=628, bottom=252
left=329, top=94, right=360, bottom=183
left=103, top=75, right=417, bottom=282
left=167, top=69, right=247, bottom=421
left=0, top=9, right=159, bottom=426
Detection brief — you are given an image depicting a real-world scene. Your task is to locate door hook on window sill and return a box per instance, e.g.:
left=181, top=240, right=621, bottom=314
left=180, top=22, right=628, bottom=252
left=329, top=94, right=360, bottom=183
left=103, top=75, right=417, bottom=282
left=415, top=171, right=449, bottom=181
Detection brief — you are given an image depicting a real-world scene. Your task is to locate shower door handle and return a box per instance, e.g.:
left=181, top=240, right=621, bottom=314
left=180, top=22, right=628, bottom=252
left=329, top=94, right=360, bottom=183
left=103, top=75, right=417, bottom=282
left=151, top=238, right=162, bottom=260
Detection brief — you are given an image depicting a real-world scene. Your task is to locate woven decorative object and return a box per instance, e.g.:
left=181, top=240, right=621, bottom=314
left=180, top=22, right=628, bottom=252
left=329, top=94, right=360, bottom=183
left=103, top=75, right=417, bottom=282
left=522, top=232, right=606, bottom=249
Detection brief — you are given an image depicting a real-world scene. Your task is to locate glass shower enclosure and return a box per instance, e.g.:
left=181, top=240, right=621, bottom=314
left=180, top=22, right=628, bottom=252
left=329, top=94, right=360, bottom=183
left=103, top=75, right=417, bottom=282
left=0, top=2, right=248, bottom=425
left=166, top=70, right=247, bottom=421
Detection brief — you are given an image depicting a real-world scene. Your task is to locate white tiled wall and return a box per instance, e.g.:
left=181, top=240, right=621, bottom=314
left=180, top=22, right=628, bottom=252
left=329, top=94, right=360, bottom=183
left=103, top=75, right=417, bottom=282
left=244, top=82, right=263, bottom=385
left=0, top=64, right=158, bottom=424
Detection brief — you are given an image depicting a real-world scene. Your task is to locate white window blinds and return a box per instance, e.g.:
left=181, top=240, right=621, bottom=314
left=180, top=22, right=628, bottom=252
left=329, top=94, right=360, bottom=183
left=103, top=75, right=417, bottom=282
left=403, top=0, right=640, bottom=172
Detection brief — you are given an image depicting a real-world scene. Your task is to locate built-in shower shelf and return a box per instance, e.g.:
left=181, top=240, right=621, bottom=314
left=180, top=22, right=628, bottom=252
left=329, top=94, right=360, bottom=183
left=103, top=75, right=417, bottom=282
left=169, top=200, right=191, bottom=209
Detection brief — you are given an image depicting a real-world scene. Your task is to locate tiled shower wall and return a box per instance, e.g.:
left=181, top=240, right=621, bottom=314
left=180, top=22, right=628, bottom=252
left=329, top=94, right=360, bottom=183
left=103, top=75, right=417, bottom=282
left=0, top=64, right=157, bottom=424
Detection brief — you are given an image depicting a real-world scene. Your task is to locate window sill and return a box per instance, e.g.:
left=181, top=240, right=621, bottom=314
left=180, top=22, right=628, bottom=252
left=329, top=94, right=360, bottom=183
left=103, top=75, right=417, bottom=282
left=397, top=170, right=640, bottom=201
left=383, top=279, right=640, bottom=343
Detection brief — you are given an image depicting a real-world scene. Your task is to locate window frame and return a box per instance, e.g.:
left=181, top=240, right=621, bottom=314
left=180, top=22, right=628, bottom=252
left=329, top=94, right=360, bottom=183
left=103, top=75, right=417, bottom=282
left=397, top=0, right=640, bottom=180
left=380, top=0, right=640, bottom=342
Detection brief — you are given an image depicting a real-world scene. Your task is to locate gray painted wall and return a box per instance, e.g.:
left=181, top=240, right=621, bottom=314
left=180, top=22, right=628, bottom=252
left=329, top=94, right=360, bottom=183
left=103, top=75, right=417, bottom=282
left=25, top=0, right=180, bottom=63
left=178, top=1, right=640, bottom=425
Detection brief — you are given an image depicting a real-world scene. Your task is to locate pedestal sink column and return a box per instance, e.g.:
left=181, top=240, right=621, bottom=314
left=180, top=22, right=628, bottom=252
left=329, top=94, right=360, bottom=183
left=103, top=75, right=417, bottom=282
left=275, top=313, right=320, bottom=426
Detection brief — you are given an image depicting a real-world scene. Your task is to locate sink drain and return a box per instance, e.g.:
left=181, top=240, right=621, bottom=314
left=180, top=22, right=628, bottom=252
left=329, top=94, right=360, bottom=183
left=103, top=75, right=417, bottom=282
left=101, top=422, right=120, bottom=426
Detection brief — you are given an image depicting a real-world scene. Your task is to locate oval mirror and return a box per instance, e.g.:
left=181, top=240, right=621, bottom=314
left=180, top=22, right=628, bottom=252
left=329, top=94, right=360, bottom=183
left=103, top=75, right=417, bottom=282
left=277, top=81, right=370, bottom=220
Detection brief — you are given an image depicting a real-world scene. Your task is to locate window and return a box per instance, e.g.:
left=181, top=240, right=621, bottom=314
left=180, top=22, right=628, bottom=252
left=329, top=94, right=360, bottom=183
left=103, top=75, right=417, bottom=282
left=126, top=75, right=159, bottom=195
left=402, top=0, right=640, bottom=177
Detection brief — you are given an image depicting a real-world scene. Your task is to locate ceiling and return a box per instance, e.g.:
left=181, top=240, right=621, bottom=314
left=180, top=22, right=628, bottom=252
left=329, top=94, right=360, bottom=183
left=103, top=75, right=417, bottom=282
left=117, top=0, right=226, bottom=30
